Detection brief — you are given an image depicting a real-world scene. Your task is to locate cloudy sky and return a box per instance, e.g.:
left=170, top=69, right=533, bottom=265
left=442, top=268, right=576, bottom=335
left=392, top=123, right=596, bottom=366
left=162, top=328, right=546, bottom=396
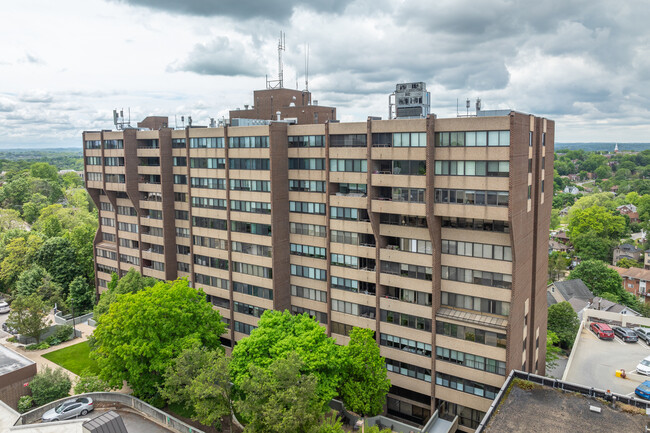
left=1, top=0, right=649, bottom=148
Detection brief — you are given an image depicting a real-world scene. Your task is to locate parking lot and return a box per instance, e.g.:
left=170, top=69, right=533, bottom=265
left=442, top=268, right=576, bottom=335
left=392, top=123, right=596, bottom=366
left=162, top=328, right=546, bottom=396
left=564, top=323, right=650, bottom=397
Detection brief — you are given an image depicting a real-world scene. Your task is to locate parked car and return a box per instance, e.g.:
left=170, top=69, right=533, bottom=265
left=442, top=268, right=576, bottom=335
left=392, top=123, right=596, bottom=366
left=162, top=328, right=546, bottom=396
left=41, top=397, right=93, bottom=422
left=1, top=322, right=17, bottom=335
left=637, top=356, right=650, bottom=376
left=635, top=381, right=650, bottom=400
left=634, top=327, right=650, bottom=344
left=590, top=322, right=615, bottom=340
left=612, top=326, right=638, bottom=342
left=0, top=301, right=9, bottom=314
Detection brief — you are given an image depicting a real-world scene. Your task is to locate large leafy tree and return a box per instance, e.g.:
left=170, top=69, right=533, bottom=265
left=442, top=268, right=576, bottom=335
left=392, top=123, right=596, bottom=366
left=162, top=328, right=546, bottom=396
left=6, top=294, right=51, bottom=342
left=568, top=259, right=624, bottom=298
left=547, top=302, right=580, bottom=349
left=339, top=328, right=390, bottom=417
left=568, top=205, right=626, bottom=241
left=92, top=279, right=225, bottom=401
left=30, top=162, right=59, bottom=181
left=34, top=236, right=82, bottom=293
left=230, top=310, right=342, bottom=405
left=67, top=276, right=94, bottom=313
left=22, top=193, right=49, bottom=224
left=237, top=352, right=325, bottom=433
left=161, top=346, right=232, bottom=431
left=94, top=269, right=156, bottom=318
left=0, top=235, right=43, bottom=293
left=571, top=232, right=617, bottom=262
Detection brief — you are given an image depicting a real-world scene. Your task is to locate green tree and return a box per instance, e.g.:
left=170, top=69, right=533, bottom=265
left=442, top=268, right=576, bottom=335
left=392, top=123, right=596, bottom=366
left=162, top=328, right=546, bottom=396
left=550, top=209, right=561, bottom=230
left=548, top=252, right=569, bottom=281
left=67, top=276, right=94, bottom=313
left=73, top=369, right=115, bottom=394
left=594, top=165, right=612, bottom=179
left=94, top=269, right=156, bottom=318
left=571, top=232, right=616, bottom=262
left=6, top=294, right=50, bottom=342
left=39, top=215, right=62, bottom=238
left=0, top=235, right=43, bottom=293
left=237, top=352, right=325, bottom=433
left=61, top=172, right=83, bottom=188
left=314, top=415, right=346, bottom=433
left=92, top=279, right=225, bottom=402
left=545, top=331, right=563, bottom=372
left=14, top=265, right=50, bottom=298
left=339, top=328, right=390, bottom=417
left=547, top=302, right=579, bottom=349
left=30, top=162, right=58, bottom=181
left=625, top=192, right=641, bottom=206
left=29, top=366, right=71, bottom=406
left=0, top=176, right=31, bottom=211
left=22, top=193, right=49, bottom=224
left=161, top=346, right=232, bottom=431
left=568, top=259, right=624, bottom=298
left=34, top=237, right=82, bottom=293
left=616, top=257, right=643, bottom=268
left=230, top=311, right=342, bottom=405
left=568, top=206, right=626, bottom=240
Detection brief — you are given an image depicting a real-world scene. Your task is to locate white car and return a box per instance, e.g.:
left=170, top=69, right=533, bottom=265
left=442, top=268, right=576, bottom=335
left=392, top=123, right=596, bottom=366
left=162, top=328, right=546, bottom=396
left=0, top=302, right=9, bottom=314
left=637, top=356, right=650, bottom=375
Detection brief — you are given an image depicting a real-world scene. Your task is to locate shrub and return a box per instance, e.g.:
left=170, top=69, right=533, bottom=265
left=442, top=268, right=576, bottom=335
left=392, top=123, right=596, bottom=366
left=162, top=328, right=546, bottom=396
left=54, top=325, right=73, bottom=342
left=26, top=343, right=50, bottom=351
left=7, top=336, right=17, bottom=343
left=73, top=369, right=114, bottom=394
left=29, top=366, right=71, bottom=406
left=17, top=396, right=34, bottom=413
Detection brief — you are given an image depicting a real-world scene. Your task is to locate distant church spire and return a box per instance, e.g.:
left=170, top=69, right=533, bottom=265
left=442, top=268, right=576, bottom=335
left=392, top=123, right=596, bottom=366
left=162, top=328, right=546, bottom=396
left=615, top=143, right=619, bottom=153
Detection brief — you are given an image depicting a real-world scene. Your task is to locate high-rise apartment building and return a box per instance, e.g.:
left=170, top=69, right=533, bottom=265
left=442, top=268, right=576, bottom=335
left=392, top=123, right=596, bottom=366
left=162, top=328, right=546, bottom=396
left=84, top=88, right=553, bottom=432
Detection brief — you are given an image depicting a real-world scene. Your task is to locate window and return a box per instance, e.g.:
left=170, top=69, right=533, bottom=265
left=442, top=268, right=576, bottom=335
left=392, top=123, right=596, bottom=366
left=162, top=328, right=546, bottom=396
left=104, top=139, right=123, bottom=149
left=193, top=235, right=228, bottom=250
left=330, top=254, right=375, bottom=271
left=384, top=286, right=431, bottom=306
left=119, top=254, right=139, bottom=266
left=436, top=321, right=507, bottom=348
left=102, top=232, right=115, bottom=242
left=386, top=358, right=431, bottom=382
left=230, top=200, right=271, bottom=214
left=434, top=160, right=509, bottom=177
left=290, top=201, right=326, bottom=215
left=175, top=210, right=189, bottom=220
left=192, top=196, right=226, bottom=210
left=100, top=202, right=114, bottom=212
left=379, top=213, right=427, bottom=227
left=231, top=221, right=272, bottom=236
left=231, top=241, right=272, bottom=257
left=380, top=261, right=432, bottom=280
left=229, top=136, right=269, bottom=148
left=206, top=295, right=230, bottom=309
left=380, top=333, right=432, bottom=357
left=176, top=227, right=190, bottom=238
left=116, top=206, right=136, bottom=216
left=336, top=183, right=367, bottom=195
left=330, top=134, right=367, bottom=147
left=234, top=301, right=266, bottom=318
left=189, top=137, right=224, bottom=148
left=229, top=179, right=270, bottom=192
left=233, top=282, right=273, bottom=300
left=104, top=157, right=124, bottom=166
left=331, top=321, right=354, bottom=336
left=288, top=135, right=325, bottom=148
left=288, top=158, right=325, bottom=170
left=441, top=217, right=509, bottom=233
left=441, top=292, right=510, bottom=316
left=441, top=265, right=512, bottom=289
left=85, top=140, right=101, bottom=149
left=436, top=372, right=499, bottom=400
left=190, top=158, right=225, bottom=169
left=234, top=321, right=256, bottom=335
left=193, top=254, right=228, bottom=270
left=291, top=264, right=326, bottom=281
left=173, top=175, right=187, bottom=185
left=329, top=159, right=367, bottom=172
left=97, top=249, right=117, bottom=260
left=192, top=216, right=227, bottom=231
left=290, top=244, right=326, bottom=259
left=191, top=177, right=226, bottom=190
left=195, top=273, right=228, bottom=289
left=330, top=207, right=369, bottom=222
left=331, top=299, right=375, bottom=318
left=380, top=310, right=431, bottom=331
left=331, top=277, right=375, bottom=295
left=290, top=222, right=326, bottom=237
left=392, top=132, right=426, bottom=147
left=175, top=192, right=187, bottom=202
left=389, top=187, right=425, bottom=203
left=105, top=174, right=125, bottom=183
left=434, top=189, right=509, bottom=207
left=178, top=262, right=190, bottom=273
left=435, top=130, right=509, bottom=147
left=172, top=138, right=186, bottom=148
left=442, top=240, right=512, bottom=261
left=229, top=159, right=270, bottom=170
left=291, top=285, right=326, bottom=302
left=143, top=226, right=162, bottom=236
left=289, top=180, right=325, bottom=192
left=177, top=245, right=190, bottom=255
left=233, top=262, right=272, bottom=278
left=331, top=230, right=375, bottom=247
left=139, top=157, right=159, bottom=167
left=292, top=306, right=327, bottom=324
left=87, top=172, right=102, bottom=181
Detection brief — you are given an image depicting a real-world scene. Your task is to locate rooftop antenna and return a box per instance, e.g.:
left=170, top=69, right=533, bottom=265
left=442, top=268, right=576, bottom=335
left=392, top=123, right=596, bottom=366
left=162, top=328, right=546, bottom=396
left=112, top=108, right=131, bottom=130
left=305, top=43, right=309, bottom=92
left=266, top=31, right=286, bottom=89
left=466, top=98, right=470, bottom=116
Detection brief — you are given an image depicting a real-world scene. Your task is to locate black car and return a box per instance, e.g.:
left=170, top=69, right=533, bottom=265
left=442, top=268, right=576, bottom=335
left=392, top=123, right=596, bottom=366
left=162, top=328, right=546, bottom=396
left=634, top=327, right=650, bottom=344
left=612, top=326, right=638, bottom=342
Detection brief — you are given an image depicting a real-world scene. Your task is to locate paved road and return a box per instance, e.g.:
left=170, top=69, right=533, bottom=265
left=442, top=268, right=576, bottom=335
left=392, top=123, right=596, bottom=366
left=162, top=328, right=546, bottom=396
left=90, top=409, right=174, bottom=433
left=564, top=326, right=650, bottom=396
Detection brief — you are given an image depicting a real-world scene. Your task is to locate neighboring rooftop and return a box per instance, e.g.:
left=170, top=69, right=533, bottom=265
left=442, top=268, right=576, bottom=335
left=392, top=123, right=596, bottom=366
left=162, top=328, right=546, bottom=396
left=611, top=265, right=650, bottom=281
left=550, top=279, right=594, bottom=302
left=0, top=344, right=35, bottom=376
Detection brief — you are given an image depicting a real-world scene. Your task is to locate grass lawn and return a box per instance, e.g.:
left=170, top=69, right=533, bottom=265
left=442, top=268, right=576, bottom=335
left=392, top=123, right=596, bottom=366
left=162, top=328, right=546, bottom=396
left=42, top=341, right=100, bottom=375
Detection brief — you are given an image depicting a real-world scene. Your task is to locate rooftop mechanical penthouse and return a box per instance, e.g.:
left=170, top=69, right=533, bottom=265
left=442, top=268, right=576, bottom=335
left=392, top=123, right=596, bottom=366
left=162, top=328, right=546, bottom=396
left=83, top=86, right=554, bottom=432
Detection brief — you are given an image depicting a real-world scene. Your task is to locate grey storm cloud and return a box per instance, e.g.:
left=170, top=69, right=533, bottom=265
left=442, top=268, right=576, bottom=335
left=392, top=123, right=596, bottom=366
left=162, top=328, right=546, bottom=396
left=108, top=0, right=348, bottom=20
left=170, top=37, right=264, bottom=77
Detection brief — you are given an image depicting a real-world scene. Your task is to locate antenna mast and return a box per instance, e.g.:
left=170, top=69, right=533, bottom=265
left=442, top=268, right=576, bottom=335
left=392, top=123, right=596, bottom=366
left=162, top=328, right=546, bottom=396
left=266, top=31, right=286, bottom=89
left=305, top=43, right=309, bottom=92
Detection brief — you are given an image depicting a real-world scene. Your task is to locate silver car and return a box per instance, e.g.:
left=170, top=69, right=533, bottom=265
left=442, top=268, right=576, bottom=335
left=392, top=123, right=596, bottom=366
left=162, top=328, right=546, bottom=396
left=634, top=327, right=650, bottom=344
left=0, top=301, right=9, bottom=314
left=42, top=397, right=93, bottom=422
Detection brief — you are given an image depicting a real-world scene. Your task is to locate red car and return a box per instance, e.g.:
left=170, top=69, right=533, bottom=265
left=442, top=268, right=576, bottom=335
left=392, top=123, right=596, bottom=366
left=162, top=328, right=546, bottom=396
left=590, top=322, right=615, bottom=340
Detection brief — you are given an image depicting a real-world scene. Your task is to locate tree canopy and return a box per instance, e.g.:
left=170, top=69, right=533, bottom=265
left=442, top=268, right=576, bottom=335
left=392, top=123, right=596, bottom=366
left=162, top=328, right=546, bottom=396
left=568, top=260, right=624, bottom=298
left=92, top=279, right=225, bottom=401
left=547, top=302, right=580, bottom=349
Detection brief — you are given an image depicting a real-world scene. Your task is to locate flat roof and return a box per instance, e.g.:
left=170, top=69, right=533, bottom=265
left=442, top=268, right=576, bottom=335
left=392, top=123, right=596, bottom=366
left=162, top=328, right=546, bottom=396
left=484, top=382, right=646, bottom=433
left=0, top=345, right=35, bottom=376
